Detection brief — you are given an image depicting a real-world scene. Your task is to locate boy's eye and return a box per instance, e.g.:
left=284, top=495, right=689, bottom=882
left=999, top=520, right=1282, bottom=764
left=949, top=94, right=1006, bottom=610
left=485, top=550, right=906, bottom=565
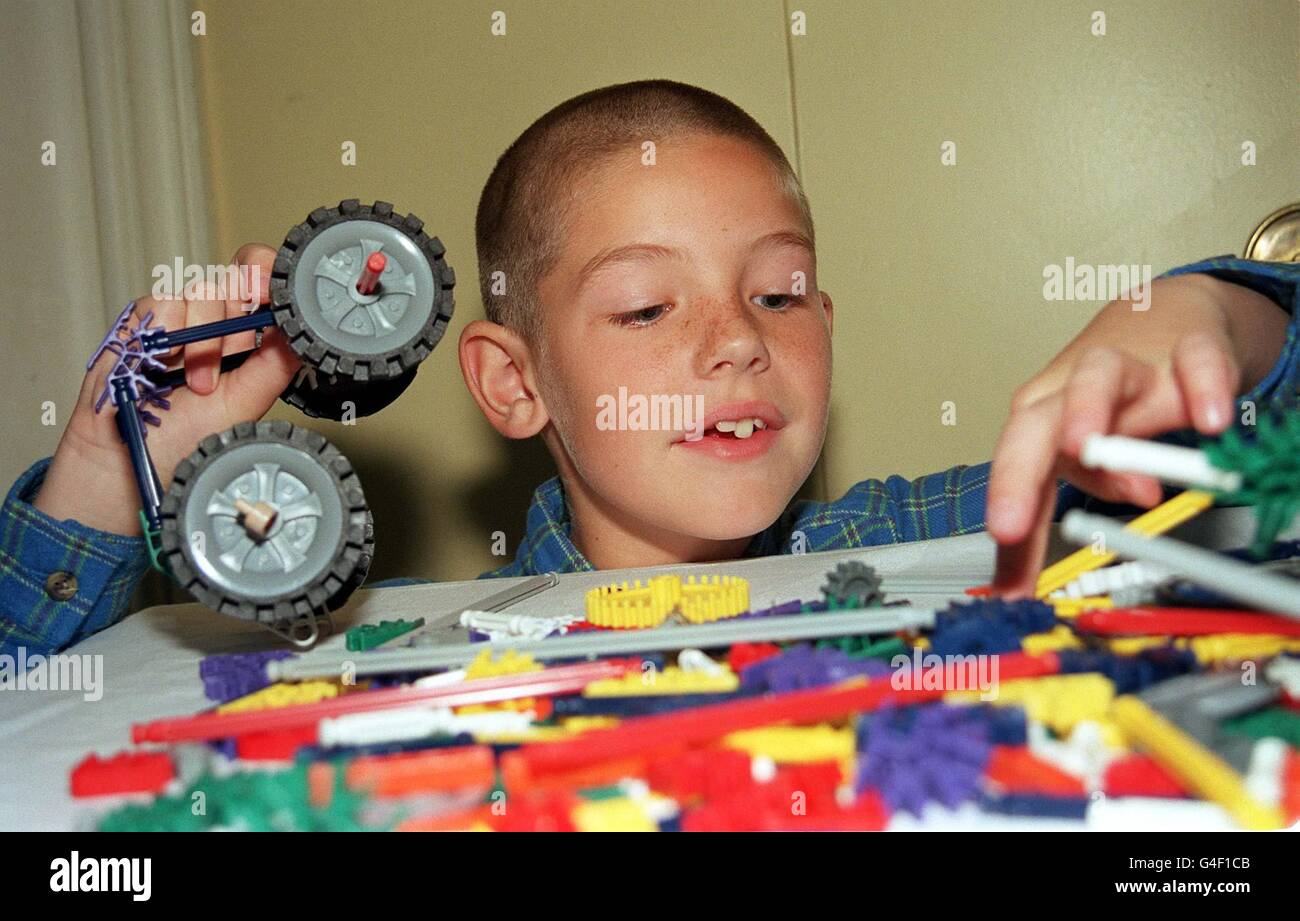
left=611, top=304, right=670, bottom=327
left=753, top=293, right=800, bottom=311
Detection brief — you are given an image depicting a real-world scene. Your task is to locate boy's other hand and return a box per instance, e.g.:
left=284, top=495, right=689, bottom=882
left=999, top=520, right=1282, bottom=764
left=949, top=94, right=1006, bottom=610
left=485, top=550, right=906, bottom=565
left=33, top=244, right=301, bottom=536
left=985, top=272, right=1289, bottom=597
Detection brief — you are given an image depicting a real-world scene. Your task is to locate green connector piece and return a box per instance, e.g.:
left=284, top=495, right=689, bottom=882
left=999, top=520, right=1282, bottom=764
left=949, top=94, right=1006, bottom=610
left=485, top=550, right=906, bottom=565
left=346, top=617, right=426, bottom=652
left=1203, top=409, right=1300, bottom=557
left=1223, top=707, right=1300, bottom=748
left=139, top=509, right=172, bottom=578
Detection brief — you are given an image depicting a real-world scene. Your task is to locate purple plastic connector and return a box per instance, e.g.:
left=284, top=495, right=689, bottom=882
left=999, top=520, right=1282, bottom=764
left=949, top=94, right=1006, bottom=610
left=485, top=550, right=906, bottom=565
left=199, top=650, right=296, bottom=704
left=89, top=302, right=174, bottom=430
left=856, top=704, right=993, bottom=816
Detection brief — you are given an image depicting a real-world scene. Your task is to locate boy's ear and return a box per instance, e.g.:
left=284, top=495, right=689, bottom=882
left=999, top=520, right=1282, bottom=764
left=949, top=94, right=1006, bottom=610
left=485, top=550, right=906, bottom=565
left=820, top=290, right=834, bottom=334
left=458, top=319, right=551, bottom=439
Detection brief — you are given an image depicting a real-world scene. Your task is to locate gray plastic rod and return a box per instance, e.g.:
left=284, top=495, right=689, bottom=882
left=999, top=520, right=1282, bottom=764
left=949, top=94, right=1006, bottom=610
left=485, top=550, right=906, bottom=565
left=268, top=607, right=939, bottom=681
left=1061, top=510, right=1300, bottom=619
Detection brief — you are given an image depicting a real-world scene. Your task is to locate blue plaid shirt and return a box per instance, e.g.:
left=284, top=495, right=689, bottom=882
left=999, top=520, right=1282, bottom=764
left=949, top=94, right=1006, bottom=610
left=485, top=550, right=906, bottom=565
left=4, top=257, right=1297, bottom=655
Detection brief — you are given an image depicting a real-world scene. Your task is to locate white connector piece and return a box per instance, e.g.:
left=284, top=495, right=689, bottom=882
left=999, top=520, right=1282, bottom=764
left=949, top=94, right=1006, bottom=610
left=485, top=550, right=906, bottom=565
left=1080, top=433, right=1242, bottom=492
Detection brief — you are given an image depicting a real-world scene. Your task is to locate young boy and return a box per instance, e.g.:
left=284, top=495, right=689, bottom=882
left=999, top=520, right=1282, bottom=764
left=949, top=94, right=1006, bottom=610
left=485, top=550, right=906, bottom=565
left=7, top=80, right=1298, bottom=658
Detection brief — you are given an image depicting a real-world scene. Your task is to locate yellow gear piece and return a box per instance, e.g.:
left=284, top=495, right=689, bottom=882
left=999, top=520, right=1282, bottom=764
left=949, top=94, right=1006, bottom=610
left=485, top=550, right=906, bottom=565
left=678, top=575, right=750, bottom=624
left=571, top=797, right=659, bottom=832
left=1103, top=636, right=1174, bottom=656
left=217, top=680, right=340, bottom=714
left=583, top=665, right=739, bottom=697
left=723, top=724, right=854, bottom=771
left=948, top=673, right=1115, bottom=735
left=1020, top=625, right=1084, bottom=654
left=1110, top=695, right=1284, bottom=830
left=560, top=716, right=621, bottom=732
left=585, top=573, right=749, bottom=628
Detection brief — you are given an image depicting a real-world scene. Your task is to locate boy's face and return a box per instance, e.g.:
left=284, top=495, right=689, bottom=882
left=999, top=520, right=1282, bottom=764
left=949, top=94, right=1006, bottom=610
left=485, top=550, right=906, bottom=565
left=534, top=132, right=832, bottom=545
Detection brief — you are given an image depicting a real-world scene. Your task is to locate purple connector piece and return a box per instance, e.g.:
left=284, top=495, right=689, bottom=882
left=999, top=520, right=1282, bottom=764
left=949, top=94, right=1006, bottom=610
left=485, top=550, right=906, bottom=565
left=740, top=643, right=891, bottom=693
left=856, top=704, right=993, bottom=816
left=89, top=302, right=174, bottom=430
left=199, top=650, right=296, bottom=704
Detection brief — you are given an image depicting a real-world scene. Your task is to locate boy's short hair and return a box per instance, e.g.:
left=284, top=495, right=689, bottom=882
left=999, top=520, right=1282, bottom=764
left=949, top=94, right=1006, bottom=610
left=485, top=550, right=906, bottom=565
left=475, top=79, right=815, bottom=341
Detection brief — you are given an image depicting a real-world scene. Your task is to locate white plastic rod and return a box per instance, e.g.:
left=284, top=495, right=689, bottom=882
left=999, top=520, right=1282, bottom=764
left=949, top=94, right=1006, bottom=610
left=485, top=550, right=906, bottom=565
left=1080, top=434, right=1241, bottom=492
left=1060, top=510, right=1300, bottom=618
left=269, top=606, right=939, bottom=682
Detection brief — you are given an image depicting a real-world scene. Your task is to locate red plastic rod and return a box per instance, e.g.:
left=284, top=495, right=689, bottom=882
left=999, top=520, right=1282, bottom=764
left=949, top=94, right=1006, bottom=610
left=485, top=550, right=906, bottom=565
left=502, top=652, right=1060, bottom=789
left=132, top=659, right=628, bottom=744
left=356, top=251, right=387, bottom=295
left=1075, top=606, right=1300, bottom=638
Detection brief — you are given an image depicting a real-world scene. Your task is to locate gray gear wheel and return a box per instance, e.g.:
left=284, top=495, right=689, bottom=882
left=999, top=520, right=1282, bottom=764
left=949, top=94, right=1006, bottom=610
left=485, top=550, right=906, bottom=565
left=270, top=199, right=455, bottom=383
left=820, top=560, right=885, bottom=608
left=159, top=420, right=372, bottom=624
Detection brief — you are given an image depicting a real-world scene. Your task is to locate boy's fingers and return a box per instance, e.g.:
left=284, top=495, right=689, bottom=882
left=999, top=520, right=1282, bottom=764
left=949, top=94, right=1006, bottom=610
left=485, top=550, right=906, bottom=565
left=1172, top=330, right=1238, bottom=433
left=986, top=393, right=1063, bottom=543
left=1059, top=347, right=1126, bottom=456
left=224, top=327, right=301, bottom=419
left=223, top=243, right=277, bottom=353
left=183, top=284, right=226, bottom=395
left=991, top=477, right=1058, bottom=597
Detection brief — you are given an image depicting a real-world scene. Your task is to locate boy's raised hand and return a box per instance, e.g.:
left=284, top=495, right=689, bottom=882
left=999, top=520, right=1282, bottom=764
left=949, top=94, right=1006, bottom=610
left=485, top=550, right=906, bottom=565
left=34, top=244, right=301, bottom=536
left=985, top=273, right=1289, bottom=597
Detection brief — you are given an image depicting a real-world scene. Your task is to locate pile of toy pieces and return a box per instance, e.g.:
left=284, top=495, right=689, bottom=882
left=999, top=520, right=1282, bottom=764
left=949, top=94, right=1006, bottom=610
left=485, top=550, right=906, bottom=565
left=70, top=412, right=1300, bottom=831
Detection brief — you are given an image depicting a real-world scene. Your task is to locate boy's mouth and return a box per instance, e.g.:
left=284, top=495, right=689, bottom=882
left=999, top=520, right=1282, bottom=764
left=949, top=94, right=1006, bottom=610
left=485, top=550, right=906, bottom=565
left=672, top=401, right=785, bottom=459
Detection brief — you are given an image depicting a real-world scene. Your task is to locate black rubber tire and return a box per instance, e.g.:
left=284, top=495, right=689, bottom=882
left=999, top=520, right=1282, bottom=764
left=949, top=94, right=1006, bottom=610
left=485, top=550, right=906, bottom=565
left=270, top=199, right=455, bottom=382
left=159, top=420, right=372, bottom=624
left=280, top=364, right=419, bottom=421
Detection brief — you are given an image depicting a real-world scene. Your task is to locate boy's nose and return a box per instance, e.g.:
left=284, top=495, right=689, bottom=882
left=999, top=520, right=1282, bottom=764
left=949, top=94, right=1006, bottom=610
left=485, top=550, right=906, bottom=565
left=696, top=302, right=770, bottom=378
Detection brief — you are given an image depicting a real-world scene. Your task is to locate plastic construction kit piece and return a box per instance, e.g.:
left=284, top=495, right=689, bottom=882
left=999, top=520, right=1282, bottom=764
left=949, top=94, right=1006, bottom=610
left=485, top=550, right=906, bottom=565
left=346, top=618, right=425, bottom=652
left=820, top=560, right=884, bottom=608
left=88, top=302, right=173, bottom=429
left=1110, top=695, right=1284, bottom=830
left=979, top=791, right=1089, bottom=821
left=739, top=643, right=891, bottom=694
left=930, top=598, right=1057, bottom=658
left=584, top=664, right=739, bottom=697
left=499, top=652, right=1060, bottom=791
left=1075, top=606, right=1300, bottom=638
left=1061, top=510, right=1300, bottom=619
left=1201, top=410, right=1300, bottom=558
left=217, top=680, right=341, bottom=714
left=133, top=660, right=627, bottom=744
left=70, top=751, right=175, bottom=797
left=82, top=200, right=456, bottom=644
left=856, top=704, right=993, bottom=816
left=1081, top=433, right=1243, bottom=493
left=271, top=607, right=941, bottom=681
left=585, top=574, right=750, bottom=628
left=199, top=649, right=295, bottom=703
left=1034, top=490, right=1214, bottom=598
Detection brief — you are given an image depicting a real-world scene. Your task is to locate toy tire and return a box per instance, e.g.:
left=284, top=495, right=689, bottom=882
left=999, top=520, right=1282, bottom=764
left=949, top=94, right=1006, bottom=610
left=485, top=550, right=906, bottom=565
left=270, top=199, right=455, bottom=383
left=279, top=364, right=419, bottom=421
left=159, top=420, right=371, bottom=624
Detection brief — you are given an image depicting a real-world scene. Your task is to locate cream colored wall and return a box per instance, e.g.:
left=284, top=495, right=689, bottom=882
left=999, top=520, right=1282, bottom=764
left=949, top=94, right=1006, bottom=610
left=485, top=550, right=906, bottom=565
left=188, top=0, right=1294, bottom=582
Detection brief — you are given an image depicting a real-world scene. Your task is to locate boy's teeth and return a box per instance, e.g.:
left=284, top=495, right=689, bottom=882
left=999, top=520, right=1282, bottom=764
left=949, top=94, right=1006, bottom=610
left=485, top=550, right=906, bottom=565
left=754, top=419, right=766, bottom=429
left=710, top=416, right=765, bottom=438
left=734, top=419, right=755, bottom=439
left=714, top=420, right=737, bottom=433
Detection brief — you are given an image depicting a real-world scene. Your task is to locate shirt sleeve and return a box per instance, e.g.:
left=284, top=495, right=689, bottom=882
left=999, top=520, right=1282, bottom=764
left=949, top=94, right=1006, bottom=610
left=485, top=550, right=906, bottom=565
left=1159, top=256, right=1300, bottom=415
left=0, top=458, right=152, bottom=657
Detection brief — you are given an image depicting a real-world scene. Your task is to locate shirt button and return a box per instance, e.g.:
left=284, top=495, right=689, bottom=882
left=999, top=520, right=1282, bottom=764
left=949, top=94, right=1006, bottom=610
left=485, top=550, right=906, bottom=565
left=45, top=571, right=78, bottom=601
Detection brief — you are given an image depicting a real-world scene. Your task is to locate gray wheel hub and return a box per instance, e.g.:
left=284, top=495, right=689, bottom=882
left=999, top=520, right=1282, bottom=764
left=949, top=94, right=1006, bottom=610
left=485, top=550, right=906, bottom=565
left=292, top=220, right=437, bottom=355
left=182, top=442, right=345, bottom=600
